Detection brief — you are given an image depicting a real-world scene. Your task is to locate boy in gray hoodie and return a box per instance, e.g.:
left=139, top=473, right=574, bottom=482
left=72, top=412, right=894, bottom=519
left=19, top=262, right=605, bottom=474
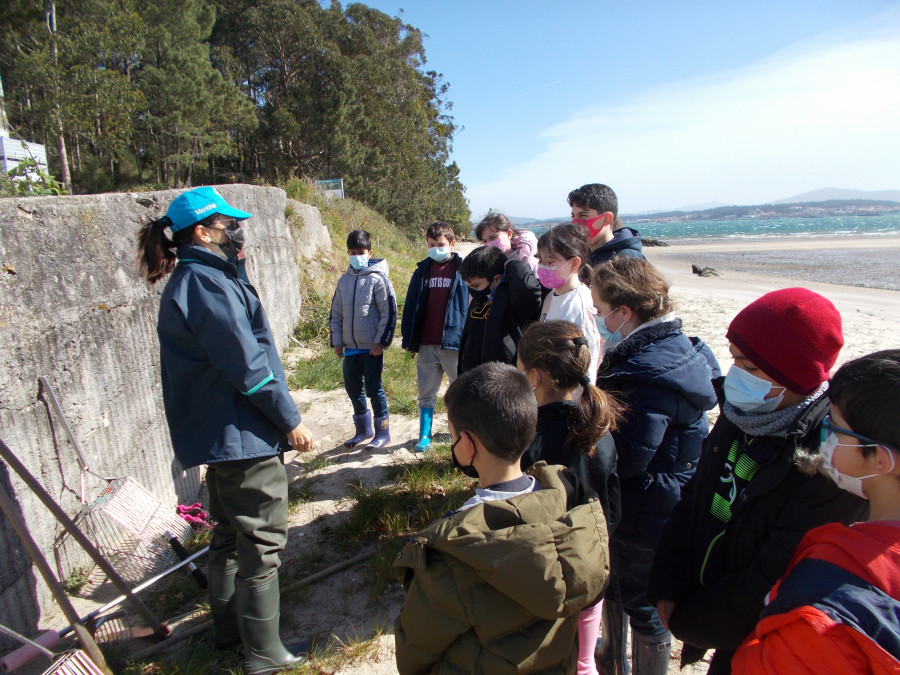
left=329, top=229, right=398, bottom=449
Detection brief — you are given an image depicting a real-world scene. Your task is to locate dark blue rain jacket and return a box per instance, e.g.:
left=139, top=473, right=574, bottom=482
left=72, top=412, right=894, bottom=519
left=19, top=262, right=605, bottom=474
left=157, top=244, right=301, bottom=468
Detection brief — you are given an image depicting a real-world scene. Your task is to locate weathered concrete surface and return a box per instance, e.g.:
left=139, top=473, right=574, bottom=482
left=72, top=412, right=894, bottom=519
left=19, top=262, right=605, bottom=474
left=0, top=185, right=329, bottom=643
left=287, top=199, right=332, bottom=262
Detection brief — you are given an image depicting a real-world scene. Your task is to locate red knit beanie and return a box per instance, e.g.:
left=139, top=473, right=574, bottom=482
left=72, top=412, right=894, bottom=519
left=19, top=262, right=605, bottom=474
left=726, top=288, right=843, bottom=396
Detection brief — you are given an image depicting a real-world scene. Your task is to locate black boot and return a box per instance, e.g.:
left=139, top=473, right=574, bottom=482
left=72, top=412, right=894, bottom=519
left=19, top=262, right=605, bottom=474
left=596, top=599, right=629, bottom=675
left=235, top=571, right=309, bottom=674
left=208, top=553, right=240, bottom=649
left=631, top=632, right=671, bottom=675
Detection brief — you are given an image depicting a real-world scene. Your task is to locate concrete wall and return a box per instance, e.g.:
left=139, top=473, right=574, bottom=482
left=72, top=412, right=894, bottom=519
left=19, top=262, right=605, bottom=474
left=0, top=185, right=330, bottom=642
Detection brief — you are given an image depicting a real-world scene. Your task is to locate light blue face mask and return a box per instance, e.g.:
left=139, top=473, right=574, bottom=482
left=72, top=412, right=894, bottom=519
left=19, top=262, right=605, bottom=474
left=428, top=246, right=451, bottom=262
left=349, top=254, right=369, bottom=271
left=596, top=307, right=626, bottom=345
left=723, top=364, right=786, bottom=413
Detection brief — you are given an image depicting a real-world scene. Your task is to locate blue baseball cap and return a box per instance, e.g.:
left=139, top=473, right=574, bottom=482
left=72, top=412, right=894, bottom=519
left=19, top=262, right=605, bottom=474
left=165, top=186, right=253, bottom=232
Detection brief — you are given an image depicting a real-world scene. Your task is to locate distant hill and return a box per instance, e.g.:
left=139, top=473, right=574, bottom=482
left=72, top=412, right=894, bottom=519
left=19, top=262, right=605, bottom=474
left=658, top=201, right=730, bottom=213
left=502, top=188, right=900, bottom=227
left=771, top=188, right=900, bottom=204
left=621, top=199, right=900, bottom=223
left=507, top=216, right=541, bottom=226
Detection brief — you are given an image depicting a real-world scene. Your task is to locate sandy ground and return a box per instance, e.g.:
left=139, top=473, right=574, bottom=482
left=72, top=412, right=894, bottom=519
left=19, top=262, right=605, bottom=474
left=277, top=384, right=712, bottom=675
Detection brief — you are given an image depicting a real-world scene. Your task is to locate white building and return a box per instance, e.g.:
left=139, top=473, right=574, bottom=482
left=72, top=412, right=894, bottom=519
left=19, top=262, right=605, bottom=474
left=0, top=72, right=49, bottom=176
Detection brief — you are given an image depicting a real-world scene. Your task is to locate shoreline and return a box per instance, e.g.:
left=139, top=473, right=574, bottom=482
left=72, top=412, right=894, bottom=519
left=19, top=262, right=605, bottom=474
left=647, top=233, right=900, bottom=252
left=644, top=235, right=900, bottom=292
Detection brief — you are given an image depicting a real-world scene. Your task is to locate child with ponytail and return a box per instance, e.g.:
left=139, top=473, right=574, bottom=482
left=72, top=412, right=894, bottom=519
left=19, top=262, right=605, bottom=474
left=517, top=320, right=623, bottom=675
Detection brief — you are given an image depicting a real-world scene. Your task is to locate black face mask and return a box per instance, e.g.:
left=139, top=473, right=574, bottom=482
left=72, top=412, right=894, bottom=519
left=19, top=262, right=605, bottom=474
left=218, top=222, right=245, bottom=259
left=468, top=287, right=491, bottom=304
left=451, top=434, right=479, bottom=479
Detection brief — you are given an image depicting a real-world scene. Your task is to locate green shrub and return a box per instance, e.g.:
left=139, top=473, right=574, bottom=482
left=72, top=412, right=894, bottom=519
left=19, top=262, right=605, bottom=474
left=285, top=177, right=315, bottom=203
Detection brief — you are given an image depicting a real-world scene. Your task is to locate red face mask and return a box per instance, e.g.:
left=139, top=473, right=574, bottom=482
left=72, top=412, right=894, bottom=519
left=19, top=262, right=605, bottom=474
left=572, top=214, right=605, bottom=238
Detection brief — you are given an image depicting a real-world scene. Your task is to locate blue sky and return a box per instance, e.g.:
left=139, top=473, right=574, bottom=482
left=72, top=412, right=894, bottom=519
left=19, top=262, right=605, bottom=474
left=357, top=1, right=900, bottom=218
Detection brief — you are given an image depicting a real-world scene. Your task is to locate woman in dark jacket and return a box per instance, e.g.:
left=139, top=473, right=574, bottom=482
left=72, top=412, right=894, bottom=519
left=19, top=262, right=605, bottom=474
left=591, top=257, right=719, bottom=675
left=648, top=288, right=868, bottom=675
left=137, top=187, right=314, bottom=674
left=517, top=320, right=623, bottom=675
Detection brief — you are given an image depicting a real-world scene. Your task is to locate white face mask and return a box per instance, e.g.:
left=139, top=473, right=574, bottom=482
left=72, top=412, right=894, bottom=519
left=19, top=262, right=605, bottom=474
left=723, top=365, right=786, bottom=413
left=819, top=423, right=895, bottom=499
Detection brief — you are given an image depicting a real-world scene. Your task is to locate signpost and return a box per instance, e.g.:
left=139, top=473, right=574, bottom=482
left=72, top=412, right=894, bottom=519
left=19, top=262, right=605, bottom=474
left=315, top=178, right=345, bottom=199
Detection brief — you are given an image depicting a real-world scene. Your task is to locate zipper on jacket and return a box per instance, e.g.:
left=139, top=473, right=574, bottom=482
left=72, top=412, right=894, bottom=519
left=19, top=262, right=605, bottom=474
left=442, top=260, right=462, bottom=350
left=699, top=530, right=725, bottom=587
left=350, top=272, right=360, bottom=349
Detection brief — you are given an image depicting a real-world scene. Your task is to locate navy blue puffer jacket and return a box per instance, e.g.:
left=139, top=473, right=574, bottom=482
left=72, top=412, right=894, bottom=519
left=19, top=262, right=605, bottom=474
left=596, top=318, right=719, bottom=550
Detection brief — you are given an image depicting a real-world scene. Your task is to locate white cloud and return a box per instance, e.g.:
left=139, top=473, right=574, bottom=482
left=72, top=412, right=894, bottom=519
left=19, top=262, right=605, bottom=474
left=466, top=19, right=900, bottom=218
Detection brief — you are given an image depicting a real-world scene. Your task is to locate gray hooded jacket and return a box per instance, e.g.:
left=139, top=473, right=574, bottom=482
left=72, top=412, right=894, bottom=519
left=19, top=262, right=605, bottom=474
left=329, top=257, right=397, bottom=350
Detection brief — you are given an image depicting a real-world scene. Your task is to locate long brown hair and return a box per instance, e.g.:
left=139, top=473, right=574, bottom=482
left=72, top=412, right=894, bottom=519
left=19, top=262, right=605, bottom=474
left=136, top=213, right=216, bottom=284
left=518, top=320, right=624, bottom=454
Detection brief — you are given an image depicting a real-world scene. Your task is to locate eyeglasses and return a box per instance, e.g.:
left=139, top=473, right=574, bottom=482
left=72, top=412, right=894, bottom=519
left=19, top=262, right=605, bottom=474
left=820, top=415, right=897, bottom=451
left=205, top=218, right=239, bottom=231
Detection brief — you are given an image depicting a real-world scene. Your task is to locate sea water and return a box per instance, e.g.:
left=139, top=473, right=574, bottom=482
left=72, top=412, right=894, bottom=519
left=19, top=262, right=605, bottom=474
left=530, top=214, right=900, bottom=241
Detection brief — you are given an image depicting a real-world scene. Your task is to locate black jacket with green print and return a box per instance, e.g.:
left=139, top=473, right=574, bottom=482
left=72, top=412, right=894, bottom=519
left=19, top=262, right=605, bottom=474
left=647, top=380, right=868, bottom=668
left=457, top=258, right=541, bottom=374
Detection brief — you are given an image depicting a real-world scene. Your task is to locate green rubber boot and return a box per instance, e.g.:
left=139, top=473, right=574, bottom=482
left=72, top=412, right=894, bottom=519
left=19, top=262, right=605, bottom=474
left=236, top=571, right=309, bottom=674
left=208, top=552, right=241, bottom=649
left=414, top=407, right=434, bottom=452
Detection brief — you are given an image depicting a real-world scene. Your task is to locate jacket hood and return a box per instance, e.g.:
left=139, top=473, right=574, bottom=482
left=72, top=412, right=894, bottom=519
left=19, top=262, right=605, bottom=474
left=601, top=319, right=717, bottom=411
left=399, top=463, right=609, bottom=620
left=346, top=256, right=390, bottom=276
left=607, top=227, right=643, bottom=252
left=781, top=522, right=900, bottom=599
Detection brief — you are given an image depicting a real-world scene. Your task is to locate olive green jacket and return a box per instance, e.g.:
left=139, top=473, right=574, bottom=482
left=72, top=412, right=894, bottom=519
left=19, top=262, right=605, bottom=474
left=394, top=462, right=610, bottom=674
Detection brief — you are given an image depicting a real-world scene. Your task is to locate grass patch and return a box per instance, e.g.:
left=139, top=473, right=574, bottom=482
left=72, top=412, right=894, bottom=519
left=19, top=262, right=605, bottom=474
left=288, top=622, right=390, bottom=674
left=187, top=526, right=213, bottom=553
left=287, top=348, right=343, bottom=390
left=122, top=632, right=237, bottom=674
left=64, top=566, right=89, bottom=596
left=294, top=453, right=332, bottom=475
left=288, top=479, right=316, bottom=514
left=334, top=441, right=475, bottom=598
left=288, top=344, right=447, bottom=417
left=144, top=561, right=209, bottom=619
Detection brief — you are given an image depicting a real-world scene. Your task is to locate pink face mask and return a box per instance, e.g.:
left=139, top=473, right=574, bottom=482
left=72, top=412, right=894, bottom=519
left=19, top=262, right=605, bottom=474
left=485, top=237, right=508, bottom=252
left=536, top=260, right=572, bottom=289
left=572, top=214, right=605, bottom=238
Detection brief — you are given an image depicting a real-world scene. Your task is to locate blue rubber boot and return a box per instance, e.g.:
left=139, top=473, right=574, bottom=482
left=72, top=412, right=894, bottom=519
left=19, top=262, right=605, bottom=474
left=414, top=407, right=434, bottom=452
left=344, top=410, right=374, bottom=448
left=367, top=414, right=391, bottom=449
